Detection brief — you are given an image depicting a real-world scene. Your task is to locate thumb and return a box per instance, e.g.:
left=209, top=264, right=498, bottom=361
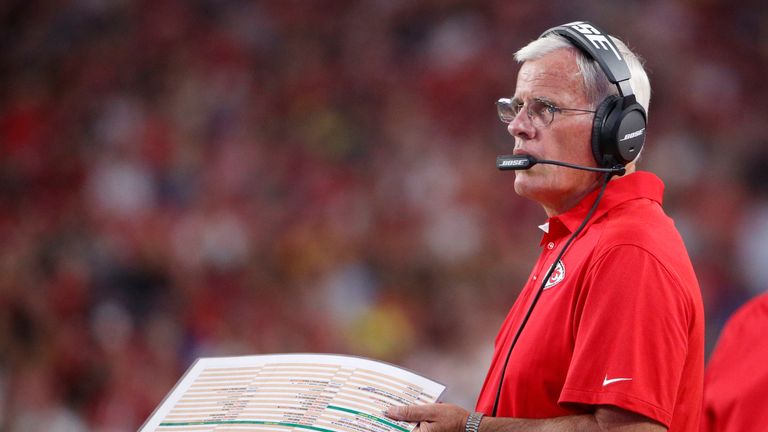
left=385, top=405, right=427, bottom=421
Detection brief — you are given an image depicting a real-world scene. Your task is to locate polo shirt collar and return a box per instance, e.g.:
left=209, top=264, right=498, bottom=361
left=539, top=171, right=664, bottom=245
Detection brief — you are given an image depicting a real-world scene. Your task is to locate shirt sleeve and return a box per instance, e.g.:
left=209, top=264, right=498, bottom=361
left=558, top=244, right=694, bottom=427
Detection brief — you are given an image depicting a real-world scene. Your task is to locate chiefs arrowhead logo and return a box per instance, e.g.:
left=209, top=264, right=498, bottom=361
left=543, top=260, right=565, bottom=290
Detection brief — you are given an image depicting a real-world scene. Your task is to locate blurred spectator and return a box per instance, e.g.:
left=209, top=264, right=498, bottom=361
left=702, top=292, right=768, bottom=431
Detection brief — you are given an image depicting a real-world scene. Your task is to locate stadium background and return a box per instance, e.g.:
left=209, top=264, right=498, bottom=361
left=1, top=0, right=766, bottom=430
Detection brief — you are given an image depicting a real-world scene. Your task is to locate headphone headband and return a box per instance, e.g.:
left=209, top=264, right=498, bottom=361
left=541, top=21, right=634, bottom=99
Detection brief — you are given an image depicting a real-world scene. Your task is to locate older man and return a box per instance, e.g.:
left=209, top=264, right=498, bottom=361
left=387, top=21, right=704, bottom=431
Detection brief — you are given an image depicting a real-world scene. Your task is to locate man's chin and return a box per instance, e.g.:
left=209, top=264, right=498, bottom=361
left=513, top=175, right=536, bottom=199
left=514, top=176, right=552, bottom=205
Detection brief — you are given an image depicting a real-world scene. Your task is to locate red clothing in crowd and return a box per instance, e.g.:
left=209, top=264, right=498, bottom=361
left=702, top=292, right=768, bottom=432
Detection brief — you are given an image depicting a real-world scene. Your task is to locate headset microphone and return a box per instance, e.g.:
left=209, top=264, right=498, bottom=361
left=496, top=154, right=626, bottom=175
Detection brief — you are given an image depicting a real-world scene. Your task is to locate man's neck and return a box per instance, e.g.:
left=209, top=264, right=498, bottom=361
left=541, top=167, right=633, bottom=217
left=542, top=181, right=602, bottom=218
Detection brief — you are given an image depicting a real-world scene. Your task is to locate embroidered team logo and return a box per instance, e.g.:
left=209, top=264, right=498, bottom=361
left=543, top=260, right=565, bottom=290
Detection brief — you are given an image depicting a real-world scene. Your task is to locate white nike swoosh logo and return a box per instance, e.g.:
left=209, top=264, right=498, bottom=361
left=602, top=375, right=633, bottom=386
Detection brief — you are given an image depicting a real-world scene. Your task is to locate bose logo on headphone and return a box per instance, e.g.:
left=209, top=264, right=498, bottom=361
left=566, top=22, right=622, bottom=61
left=619, top=128, right=645, bottom=142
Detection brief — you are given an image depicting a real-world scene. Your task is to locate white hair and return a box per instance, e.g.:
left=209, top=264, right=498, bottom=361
left=514, top=33, right=651, bottom=115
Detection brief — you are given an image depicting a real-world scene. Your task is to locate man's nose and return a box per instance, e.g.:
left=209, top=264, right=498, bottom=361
left=507, top=109, right=535, bottom=141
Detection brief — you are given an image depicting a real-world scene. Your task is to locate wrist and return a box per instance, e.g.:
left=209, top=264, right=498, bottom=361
left=465, top=412, right=484, bottom=432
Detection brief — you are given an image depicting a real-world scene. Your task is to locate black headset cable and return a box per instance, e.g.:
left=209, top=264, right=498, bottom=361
left=490, top=171, right=615, bottom=417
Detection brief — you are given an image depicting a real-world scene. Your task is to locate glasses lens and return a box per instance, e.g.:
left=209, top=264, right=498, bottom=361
left=496, top=98, right=518, bottom=124
left=496, top=98, right=556, bottom=126
left=528, top=99, right=554, bottom=127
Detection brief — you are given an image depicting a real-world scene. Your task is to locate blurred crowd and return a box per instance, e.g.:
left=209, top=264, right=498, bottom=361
left=1, top=0, right=767, bottom=430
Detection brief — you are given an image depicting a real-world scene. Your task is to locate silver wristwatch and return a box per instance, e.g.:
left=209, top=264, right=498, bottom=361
left=465, top=412, right=484, bottom=432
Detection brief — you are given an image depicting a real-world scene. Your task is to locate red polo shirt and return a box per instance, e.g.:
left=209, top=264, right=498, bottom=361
left=475, top=172, right=704, bottom=431
left=702, top=293, right=768, bottom=432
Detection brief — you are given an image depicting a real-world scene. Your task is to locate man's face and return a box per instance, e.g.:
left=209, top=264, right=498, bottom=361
left=508, top=48, right=600, bottom=216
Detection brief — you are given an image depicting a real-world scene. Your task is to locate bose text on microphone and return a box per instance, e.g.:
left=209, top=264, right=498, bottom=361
left=496, top=155, right=537, bottom=170
left=496, top=154, right=626, bottom=175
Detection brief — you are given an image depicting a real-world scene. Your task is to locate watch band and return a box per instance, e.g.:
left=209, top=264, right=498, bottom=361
left=465, top=412, right=484, bottom=432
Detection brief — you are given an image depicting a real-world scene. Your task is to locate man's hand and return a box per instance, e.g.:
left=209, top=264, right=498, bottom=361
left=386, top=403, right=470, bottom=432
left=385, top=404, right=667, bottom=431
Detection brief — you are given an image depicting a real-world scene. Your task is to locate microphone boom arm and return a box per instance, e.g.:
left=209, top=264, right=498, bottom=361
left=496, top=154, right=625, bottom=176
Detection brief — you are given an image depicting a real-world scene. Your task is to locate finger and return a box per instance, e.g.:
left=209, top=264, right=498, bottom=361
left=385, top=404, right=436, bottom=422
left=385, top=405, right=420, bottom=421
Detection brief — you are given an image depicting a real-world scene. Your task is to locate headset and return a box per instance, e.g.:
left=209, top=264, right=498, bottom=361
left=542, top=21, right=647, bottom=169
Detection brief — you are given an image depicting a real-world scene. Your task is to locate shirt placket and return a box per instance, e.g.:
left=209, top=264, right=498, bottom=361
left=532, top=235, right=561, bottom=286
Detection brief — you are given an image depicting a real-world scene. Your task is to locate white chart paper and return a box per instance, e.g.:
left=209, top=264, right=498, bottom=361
left=140, top=353, right=446, bottom=432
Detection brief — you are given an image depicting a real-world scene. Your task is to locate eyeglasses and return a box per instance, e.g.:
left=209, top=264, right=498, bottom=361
left=496, top=97, right=596, bottom=127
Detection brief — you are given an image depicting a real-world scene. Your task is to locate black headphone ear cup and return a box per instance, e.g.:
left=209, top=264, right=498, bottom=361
left=591, top=95, right=620, bottom=167
left=613, top=102, right=647, bottom=165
